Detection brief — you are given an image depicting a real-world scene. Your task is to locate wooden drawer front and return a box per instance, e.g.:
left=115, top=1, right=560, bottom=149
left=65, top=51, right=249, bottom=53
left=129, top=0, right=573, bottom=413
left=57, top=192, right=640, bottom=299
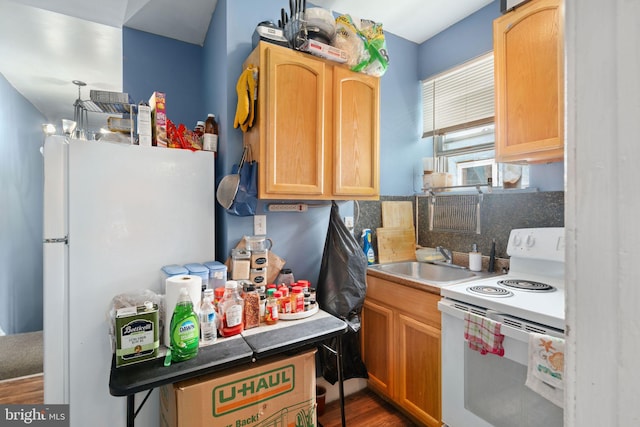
left=366, top=275, right=441, bottom=328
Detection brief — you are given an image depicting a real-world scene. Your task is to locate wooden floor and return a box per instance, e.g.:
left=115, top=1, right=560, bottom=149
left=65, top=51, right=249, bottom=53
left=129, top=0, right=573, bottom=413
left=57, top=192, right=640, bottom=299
left=318, top=388, right=418, bottom=427
left=0, top=374, right=44, bottom=404
left=1, top=376, right=416, bottom=427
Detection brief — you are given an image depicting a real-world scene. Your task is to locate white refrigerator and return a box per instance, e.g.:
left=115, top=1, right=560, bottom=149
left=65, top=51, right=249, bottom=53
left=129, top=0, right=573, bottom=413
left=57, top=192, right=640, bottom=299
left=42, top=136, right=215, bottom=426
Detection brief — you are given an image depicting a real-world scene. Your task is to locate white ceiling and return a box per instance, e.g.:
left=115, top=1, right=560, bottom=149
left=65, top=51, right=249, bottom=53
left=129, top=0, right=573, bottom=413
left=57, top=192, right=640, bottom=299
left=0, top=0, right=492, bottom=130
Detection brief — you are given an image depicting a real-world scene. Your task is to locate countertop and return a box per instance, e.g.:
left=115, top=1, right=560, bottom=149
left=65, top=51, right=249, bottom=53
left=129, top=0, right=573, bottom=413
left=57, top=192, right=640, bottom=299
left=367, top=260, right=506, bottom=296
left=109, top=309, right=347, bottom=397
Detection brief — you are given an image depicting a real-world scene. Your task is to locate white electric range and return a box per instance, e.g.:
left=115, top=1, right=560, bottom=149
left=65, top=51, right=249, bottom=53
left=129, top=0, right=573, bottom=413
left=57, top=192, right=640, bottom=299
left=438, top=227, right=565, bottom=427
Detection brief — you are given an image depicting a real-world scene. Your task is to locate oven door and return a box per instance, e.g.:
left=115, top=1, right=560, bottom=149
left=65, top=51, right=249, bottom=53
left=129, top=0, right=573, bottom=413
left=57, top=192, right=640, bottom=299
left=438, top=299, right=563, bottom=427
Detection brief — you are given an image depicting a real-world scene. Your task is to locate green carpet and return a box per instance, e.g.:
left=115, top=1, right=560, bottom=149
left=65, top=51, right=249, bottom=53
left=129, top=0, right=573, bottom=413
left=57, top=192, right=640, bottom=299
left=0, top=331, right=43, bottom=380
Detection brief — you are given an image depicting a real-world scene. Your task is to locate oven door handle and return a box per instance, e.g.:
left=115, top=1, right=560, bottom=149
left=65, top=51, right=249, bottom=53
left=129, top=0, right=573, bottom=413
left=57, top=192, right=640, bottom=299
left=439, top=299, right=563, bottom=343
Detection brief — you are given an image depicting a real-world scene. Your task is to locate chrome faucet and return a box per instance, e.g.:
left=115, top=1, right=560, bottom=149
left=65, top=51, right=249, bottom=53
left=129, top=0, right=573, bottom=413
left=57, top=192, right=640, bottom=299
left=436, top=246, right=452, bottom=263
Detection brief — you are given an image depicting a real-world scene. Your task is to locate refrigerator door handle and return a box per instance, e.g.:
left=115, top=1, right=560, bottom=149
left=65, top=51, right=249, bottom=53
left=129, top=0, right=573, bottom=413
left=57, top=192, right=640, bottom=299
left=44, top=237, right=68, bottom=244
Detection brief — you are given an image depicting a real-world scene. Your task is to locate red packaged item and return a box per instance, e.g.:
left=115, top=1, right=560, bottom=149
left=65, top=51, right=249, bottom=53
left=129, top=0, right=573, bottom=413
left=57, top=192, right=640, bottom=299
left=166, top=119, right=203, bottom=151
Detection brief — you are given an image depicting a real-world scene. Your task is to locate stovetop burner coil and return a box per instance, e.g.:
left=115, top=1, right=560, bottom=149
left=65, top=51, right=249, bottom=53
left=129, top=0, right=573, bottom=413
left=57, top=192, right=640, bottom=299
left=467, top=285, right=514, bottom=297
left=498, top=279, right=556, bottom=292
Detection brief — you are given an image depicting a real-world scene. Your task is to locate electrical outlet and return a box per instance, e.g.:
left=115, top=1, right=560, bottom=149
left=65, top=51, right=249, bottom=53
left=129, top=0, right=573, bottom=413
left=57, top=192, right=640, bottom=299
left=344, top=216, right=354, bottom=228
left=254, top=215, right=267, bottom=235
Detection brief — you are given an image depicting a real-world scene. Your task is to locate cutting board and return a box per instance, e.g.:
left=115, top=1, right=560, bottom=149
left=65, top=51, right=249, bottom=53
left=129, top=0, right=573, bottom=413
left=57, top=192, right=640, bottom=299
left=376, top=227, right=416, bottom=264
left=381, top=201, right=414, bottom=228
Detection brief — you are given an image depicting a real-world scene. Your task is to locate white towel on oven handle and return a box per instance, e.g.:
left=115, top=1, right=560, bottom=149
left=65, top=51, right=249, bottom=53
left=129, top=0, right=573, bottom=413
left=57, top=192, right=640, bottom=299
left=525, top=332, right=564, bottom=408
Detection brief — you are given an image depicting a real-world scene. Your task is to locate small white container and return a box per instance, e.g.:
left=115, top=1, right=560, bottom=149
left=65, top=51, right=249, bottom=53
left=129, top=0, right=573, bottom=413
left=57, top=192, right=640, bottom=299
left=469, top=244, right=482, bottom=272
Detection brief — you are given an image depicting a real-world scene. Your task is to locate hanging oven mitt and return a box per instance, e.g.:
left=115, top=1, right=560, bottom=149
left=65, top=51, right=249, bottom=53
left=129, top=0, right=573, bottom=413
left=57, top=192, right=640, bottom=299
left=246, top=67, right=258, bottom=129
left=234, top=65, right=258, bottom=132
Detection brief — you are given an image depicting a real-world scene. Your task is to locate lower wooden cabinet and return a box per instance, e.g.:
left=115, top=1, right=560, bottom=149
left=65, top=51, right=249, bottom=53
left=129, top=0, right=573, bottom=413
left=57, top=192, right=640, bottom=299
left=362, top=275, right=442, bottom=426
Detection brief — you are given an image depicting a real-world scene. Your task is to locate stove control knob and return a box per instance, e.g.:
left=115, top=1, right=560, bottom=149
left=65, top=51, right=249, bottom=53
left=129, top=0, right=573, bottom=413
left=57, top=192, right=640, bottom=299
left=526, top=235, right=535, bottom=247
left=513, top=234, right=522, bottom=246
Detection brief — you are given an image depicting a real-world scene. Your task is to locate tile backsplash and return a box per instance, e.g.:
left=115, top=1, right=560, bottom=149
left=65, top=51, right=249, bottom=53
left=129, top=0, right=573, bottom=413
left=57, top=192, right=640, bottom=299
left=354, top=191, right=564, bottom=261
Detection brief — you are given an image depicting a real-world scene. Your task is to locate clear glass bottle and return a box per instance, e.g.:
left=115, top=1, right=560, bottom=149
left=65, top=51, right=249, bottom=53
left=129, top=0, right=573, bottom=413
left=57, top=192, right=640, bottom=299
left=217, top=280, right=244, bottom=337
left=203, top=113, right=219, bottom=152
left=199, top=288, right=217, bottom=345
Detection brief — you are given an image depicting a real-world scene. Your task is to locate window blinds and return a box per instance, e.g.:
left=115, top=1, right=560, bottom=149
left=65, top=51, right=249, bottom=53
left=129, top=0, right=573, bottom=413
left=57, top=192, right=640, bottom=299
left=422, top=52, right=494, bottom=137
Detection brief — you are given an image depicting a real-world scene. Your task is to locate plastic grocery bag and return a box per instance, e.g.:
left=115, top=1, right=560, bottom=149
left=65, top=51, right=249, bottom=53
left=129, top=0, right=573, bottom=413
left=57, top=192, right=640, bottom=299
left=334, top=14, right=389, bottom=77
left=316, top=201, right=369, bottom=383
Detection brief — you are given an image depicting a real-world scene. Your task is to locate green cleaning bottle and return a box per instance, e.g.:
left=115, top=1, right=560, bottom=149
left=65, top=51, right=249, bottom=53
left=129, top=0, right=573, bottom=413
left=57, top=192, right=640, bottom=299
left=169, top=287, right=199, bottom=362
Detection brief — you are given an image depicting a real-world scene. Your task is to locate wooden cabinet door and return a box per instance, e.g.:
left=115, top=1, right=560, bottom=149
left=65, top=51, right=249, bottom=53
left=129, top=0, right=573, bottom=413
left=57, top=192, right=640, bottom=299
left=494, top=0, right=564, bottom=163
left=396, top=313, right=441, bottom=427
left=362, top=299, right=394, bottom=398
left=263, top=46, right=328, bottom=196
left=332, top=66, right=380, bottom=197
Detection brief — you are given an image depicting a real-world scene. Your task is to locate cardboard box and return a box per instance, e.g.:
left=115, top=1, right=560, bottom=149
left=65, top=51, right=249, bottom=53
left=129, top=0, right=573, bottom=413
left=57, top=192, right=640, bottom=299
left=160, top=349, right=316, bottom=427
left=137, top=105, right=152, bottom=147
left=149, top=91, right=168, bottom=147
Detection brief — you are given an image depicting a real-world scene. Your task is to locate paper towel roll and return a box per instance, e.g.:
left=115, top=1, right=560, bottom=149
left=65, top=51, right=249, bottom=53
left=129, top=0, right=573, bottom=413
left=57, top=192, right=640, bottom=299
left=164, top=274, right=202, bottom=347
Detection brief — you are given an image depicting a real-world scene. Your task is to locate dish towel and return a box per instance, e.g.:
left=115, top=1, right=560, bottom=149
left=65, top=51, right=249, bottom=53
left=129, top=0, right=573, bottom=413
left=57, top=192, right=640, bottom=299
left=464, top=312, right=505, bottom=356
left=525, top=332, right=564, bottom=408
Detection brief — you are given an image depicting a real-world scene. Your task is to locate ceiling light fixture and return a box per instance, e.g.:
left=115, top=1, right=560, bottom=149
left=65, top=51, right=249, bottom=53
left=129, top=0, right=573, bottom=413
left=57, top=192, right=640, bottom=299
left=42, top=123, right=56, bottom=136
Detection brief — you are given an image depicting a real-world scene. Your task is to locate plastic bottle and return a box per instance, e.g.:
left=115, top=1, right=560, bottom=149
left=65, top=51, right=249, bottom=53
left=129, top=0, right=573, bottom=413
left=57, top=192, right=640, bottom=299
left=297, top=279, right=310, bottom=293
left=278, top=285, right=291, bottom=314
left=217, top=281, right=244, bottom=337
left=259, top=293, right=266, bottom=323
left=469, top=243, right=482, bottom=272
left=265, top=289, right=279, bottom=325
left=362, top=229, right=375, bottom=265
left=290, top=286, right=304, bottom=313
left=193, top=120, right=204, bottom=136
left=243, top=285, right=260, bottom=329
left=169, top=287, right=199, bottom=362
left=213, top=287, right=225, bottom=312
left=276, top=268, right=295, bottom=286
left=199, top=288, right=217, bottom=346
left=203, top=113, right=219, bottom=152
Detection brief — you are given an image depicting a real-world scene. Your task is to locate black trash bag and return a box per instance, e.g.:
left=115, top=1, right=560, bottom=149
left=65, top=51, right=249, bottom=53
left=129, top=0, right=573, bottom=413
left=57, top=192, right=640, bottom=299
left=317, top=201, right=368, bottom=384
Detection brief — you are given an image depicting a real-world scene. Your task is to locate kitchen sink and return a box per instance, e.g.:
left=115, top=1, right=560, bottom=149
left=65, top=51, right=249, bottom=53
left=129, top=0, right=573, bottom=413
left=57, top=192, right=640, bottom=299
left=369, top=261, right=478, bottom=286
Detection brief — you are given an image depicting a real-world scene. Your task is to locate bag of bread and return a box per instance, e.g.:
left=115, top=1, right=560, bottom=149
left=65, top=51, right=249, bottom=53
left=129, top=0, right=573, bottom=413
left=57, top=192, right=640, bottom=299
left=334, top=14, right=389, bottom=77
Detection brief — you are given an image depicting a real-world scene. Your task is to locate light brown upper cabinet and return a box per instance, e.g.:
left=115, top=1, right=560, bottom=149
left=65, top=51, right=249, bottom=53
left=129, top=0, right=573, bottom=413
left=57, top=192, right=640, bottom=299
left=494, top=0, right=564, bottom=163
left=243, top=42, right=380, bottom=200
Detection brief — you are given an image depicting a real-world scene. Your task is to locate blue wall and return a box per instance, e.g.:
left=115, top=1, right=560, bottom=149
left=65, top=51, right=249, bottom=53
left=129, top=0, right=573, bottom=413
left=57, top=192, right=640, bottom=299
left=417, top=0, right=564, bottom=191
left=204, top=0, right=334, bottom=283
left=418, top=1, right=501, bottom=80
left=118, top=0, right=564, bottom=284
left=199, top=0, right=422, bottom=285
left=122, top=27, right=204, bottom=128
left=0, top=73, right=46, bottom=334
left=378, top=33, right=422, bottom=196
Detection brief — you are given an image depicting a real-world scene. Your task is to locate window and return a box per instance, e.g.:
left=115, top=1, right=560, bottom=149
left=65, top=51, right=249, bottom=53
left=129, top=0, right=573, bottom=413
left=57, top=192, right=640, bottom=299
left=422, top=53, right=528, bottom=188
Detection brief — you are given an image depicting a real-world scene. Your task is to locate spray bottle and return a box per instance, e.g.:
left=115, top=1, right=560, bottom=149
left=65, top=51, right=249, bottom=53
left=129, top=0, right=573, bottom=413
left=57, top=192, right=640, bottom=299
left=361, top=229, right=375, bottom=265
